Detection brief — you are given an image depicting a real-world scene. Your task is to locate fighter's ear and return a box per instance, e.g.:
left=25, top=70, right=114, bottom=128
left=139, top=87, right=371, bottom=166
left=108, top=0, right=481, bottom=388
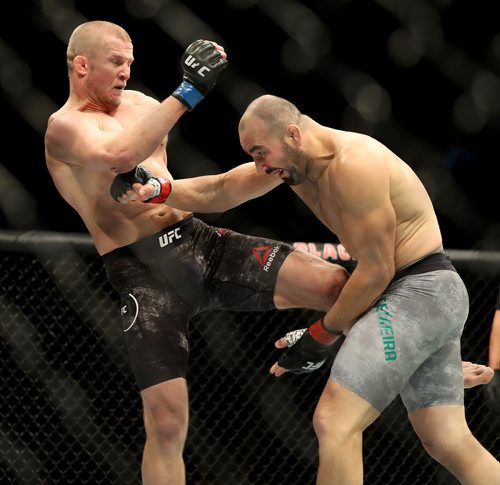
left=286, top=125, right=301, bottom=146
left=73, top=55, right=88, bottom=75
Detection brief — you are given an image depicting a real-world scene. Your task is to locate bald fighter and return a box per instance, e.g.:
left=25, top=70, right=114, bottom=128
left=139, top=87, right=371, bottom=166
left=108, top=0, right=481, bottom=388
left=237, top=94, right=500, bottom=484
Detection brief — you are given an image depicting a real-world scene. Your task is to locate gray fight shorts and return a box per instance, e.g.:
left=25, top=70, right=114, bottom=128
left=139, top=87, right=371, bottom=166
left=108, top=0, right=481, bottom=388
left=331, top=255, right=469, bottom=413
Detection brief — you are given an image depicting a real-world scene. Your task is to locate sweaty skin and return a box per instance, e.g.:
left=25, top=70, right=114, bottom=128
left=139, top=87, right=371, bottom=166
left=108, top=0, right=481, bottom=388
left=235, top=96, right=494, bottom=383
left=45, top=23, right=279, bottom=256
left=238, top=101, right=442, bottom=340
left=120, top=95, right=494, bottom=389
left=45, top=22, right=292, bottom=485
left=237, top=95, right=500, bottom=485
left=44, top=26, right=190, bottom=254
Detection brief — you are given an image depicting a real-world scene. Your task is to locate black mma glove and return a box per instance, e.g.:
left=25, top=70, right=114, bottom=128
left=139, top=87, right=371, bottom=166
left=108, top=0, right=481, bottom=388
left=110, top=165, right=172, bottom=204
left=278, top=319, right=342, bottom=374
left=172, top=39, right=228, bottom=111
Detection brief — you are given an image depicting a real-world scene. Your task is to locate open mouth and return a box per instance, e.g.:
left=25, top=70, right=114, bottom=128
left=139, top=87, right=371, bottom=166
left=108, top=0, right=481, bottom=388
left=267, top=168, right=284, bottom=178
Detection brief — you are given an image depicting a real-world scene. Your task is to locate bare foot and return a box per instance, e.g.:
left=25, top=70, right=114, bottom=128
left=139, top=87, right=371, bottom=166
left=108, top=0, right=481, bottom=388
left=463, top=361, right=494, bottom=388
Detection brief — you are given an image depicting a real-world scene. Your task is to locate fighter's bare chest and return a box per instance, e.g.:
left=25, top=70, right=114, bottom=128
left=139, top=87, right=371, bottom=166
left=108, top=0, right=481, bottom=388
left=92, top=107, right=167, bottom=148
left=295, top=186, right=343, bottom=235
left=111, top=107, right=145, bottom=129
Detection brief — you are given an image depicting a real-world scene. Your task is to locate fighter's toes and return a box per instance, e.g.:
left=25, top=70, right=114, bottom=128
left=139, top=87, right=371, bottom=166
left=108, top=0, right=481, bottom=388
left=463, top=362, right=494, bottom=389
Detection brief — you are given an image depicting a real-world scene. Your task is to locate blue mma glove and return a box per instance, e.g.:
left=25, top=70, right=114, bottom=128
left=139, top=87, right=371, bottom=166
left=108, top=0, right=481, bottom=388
left=172, top=39, right=228, bottom=110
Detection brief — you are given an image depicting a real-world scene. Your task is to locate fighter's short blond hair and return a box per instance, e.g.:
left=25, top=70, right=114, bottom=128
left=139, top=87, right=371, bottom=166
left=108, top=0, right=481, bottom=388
left=66, top=20, right=131, bottom=73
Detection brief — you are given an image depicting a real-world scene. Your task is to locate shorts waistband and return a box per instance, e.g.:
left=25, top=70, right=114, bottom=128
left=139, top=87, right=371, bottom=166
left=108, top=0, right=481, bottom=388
left=392, top=251, right=456, bottom=284
left=102, top=215, right=196, bottom=263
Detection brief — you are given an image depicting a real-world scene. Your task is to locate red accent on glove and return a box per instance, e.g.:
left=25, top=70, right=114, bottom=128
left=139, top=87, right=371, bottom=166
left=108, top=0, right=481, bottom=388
left=308, top=319, right=340, bottom=346
left=147, top=178, right=172, bottom=204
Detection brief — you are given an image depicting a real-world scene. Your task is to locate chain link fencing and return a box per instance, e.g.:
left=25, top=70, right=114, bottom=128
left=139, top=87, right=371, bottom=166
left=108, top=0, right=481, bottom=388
left=1, top=231, right=499, bottom=484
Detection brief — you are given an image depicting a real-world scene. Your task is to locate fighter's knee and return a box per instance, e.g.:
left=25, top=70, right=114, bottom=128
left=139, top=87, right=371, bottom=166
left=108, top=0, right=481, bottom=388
left=419, top=437, right=453, bottom=464
left=418, top=429, right=474, bottom=465
left=312, top=405, right=330, bottom=439
left=313, top=402, right=347, bottom=444
left=320, top=264, right=350, bottom=304
left=144, top=403, right=188, bottom=451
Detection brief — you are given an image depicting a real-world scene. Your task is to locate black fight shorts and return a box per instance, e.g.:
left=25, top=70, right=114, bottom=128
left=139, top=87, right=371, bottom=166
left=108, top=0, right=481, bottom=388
left=102, top=216, right=294, bottom=390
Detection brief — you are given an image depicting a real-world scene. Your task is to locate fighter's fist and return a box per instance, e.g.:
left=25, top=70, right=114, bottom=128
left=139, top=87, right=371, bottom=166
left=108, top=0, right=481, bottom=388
left=274, top=328, right=331, bottom=375
left=172, top=39, right=228, bottom=110
left=270, top=319, right=342, bottom=377
left=181, top=39, right=227, bottom=93
left=110, top=165, right=171, bottom=204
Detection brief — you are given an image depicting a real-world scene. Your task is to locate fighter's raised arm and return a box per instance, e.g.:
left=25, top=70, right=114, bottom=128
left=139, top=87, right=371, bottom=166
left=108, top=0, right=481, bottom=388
left=45, top=37, right=227, bottom=174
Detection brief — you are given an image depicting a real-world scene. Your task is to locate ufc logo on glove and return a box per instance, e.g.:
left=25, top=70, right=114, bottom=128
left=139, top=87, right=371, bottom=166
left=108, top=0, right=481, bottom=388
left=184, top=56, right=211, bottom=77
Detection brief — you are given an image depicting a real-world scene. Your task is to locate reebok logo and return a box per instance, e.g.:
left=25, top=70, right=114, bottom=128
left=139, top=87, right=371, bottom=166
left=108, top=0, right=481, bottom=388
left=252, top=245, right=280, bottom=272
left=159, top=228, right=181, bottom=247
left=252, top=246, right=273, bottom=265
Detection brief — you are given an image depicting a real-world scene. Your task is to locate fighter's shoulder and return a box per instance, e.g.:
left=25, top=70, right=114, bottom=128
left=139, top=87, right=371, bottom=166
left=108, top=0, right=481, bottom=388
left=334, top=133, right=386, bottom=173
left=48, top=103, right=98, bottom=127
left=122, top=89, right=160, bottom=108
left=46, top=109, right=98, bottom=151
left=331, top=134, right=390, bottom=198
left=45, top=108, right=78, bottom=141
left=337, top=131, right=381, bottom=156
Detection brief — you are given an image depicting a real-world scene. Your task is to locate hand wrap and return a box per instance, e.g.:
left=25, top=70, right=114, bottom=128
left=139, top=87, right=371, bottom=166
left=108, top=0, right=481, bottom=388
left=278, top=319, right=342, bottom=374
left=172, top=39, right=228, bottom=110
left=110, top=165, right=172, bottom=204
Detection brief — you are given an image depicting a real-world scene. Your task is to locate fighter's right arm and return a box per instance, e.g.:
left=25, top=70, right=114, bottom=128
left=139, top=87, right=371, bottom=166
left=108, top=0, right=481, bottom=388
left=169, top=162, right=283, bottom=212
left=45, top=40, right=227, bottom=173
left=44, top=95, right=186, bottom=173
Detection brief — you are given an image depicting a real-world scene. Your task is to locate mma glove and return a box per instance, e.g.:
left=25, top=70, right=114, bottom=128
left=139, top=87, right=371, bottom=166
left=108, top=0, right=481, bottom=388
left=172, top=39, right=228, bottom=111
left=278, top=318, right=342, bottom=374
left=110, top=165, right=172, bottom=204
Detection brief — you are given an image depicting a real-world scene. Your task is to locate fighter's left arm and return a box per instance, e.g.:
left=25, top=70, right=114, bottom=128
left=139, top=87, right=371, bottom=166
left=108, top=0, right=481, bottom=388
left=110, top=162, right=283, bottom=213
left=269, top=149, right=397, bottom=377
left=321, top=150, right=396, bottom=334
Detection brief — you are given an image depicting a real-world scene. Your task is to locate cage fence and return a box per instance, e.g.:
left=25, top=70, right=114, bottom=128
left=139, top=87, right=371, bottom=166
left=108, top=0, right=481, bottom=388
left=1, top=232, right=499, bottom=484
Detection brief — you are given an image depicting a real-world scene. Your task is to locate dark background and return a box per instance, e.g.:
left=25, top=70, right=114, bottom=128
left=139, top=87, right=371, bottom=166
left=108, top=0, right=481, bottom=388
left=1, top=3, right=500, bottom=483
left=1, top=0, right=500, bottom=250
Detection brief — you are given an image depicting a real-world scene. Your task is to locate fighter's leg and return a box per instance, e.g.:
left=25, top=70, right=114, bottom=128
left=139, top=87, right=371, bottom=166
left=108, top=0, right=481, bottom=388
left=273, top=249, right=349, bottom=311
left=118, top=287, right=191, bottom=484
left=103, top=226, right=212, bottom=484
left=313, top=380, right=379, bottom=485
left=312, top=287, right=422, bottom=485
left=141, top=379, right=189, bottom=485
left=402, top=336, right=500, bottom=483
left=312, top=270, right=472, bottom=484
left=409, top=405, right=500, bottom=484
